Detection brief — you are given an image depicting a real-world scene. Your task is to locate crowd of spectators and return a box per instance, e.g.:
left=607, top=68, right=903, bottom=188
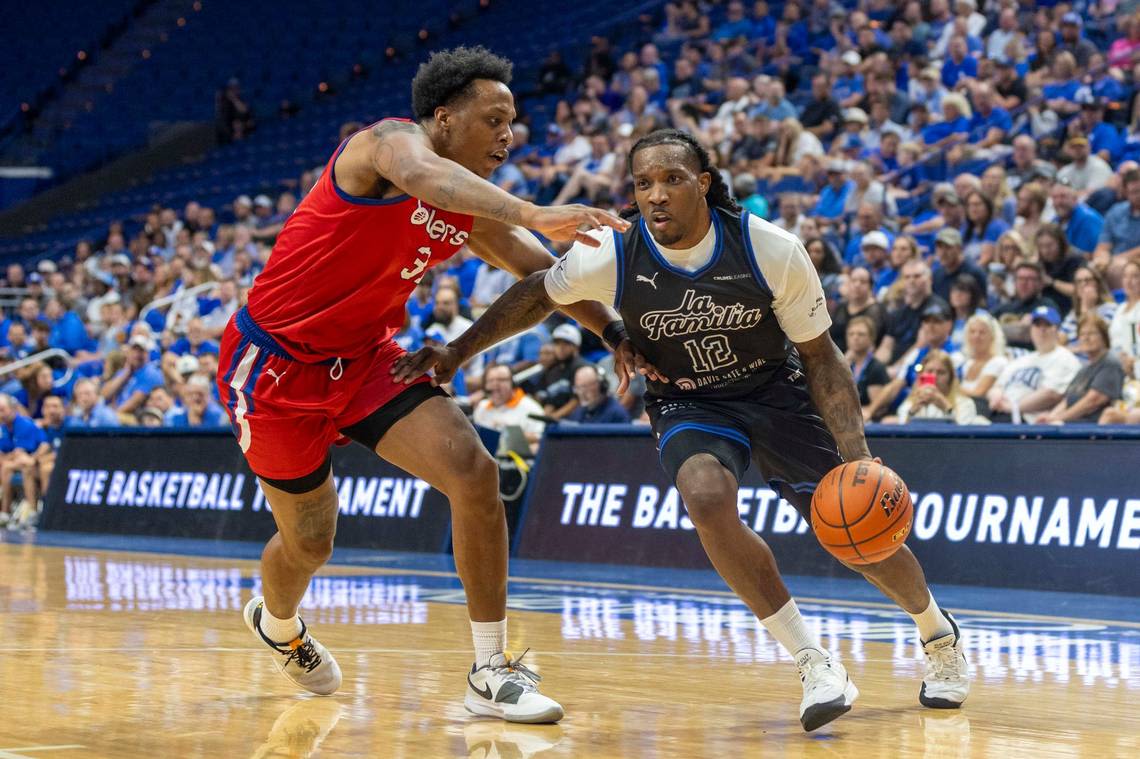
left=7, top=1, right=1140, bottom=528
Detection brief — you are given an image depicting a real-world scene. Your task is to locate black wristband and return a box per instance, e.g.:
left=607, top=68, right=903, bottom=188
left=602, top=320, right=628, bottom=351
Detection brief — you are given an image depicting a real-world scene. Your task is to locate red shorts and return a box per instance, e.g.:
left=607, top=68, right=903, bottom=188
left=217, top=307, right=430, bottom=480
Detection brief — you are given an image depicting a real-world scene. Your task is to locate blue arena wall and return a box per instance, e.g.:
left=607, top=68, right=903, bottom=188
left=40, top=425, right=1140, bottom=596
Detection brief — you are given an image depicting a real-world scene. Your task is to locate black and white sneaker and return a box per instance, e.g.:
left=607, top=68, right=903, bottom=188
left=243, top=596, right=342, bottom=696
left=465, top=650, right=564, bottom=724
left=796, top=648, right=859, bottom=731
left=920, top=609, right=970, bottom=709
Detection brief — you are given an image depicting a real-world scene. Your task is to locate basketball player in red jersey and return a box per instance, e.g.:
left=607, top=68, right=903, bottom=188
left=218, top=47, right=637, bottom=723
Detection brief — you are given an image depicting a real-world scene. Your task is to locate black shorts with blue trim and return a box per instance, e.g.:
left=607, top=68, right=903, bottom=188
left=646, top=370, right=843, bottom=519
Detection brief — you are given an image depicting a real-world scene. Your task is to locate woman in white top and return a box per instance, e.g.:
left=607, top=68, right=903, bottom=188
left=898, top=349, right=986, bottom=425
left=958, top=312, right=1008, bottom=400
left=1109, top=260, right=1140, bottom=380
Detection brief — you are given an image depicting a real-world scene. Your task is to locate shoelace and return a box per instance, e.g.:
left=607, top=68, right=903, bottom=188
left=925, top=642, right=964, bottom=681
left=488, top=649, right=542, bottom=692
left=282, top=637, right=323, bottom=673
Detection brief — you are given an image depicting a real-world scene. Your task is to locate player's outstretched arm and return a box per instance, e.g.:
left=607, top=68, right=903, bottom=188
left=390, top=271, right=556, bottom=385
left=368, top=121, right=628, bottom=245
left=795, top=332, right=873, bottom=462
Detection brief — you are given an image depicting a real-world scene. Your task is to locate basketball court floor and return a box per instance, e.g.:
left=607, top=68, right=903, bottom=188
left=0, top=532, right=1136, bottom=758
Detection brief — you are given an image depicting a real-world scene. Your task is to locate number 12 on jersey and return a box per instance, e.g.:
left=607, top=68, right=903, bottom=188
left=683, top=334, right=736, bottom=373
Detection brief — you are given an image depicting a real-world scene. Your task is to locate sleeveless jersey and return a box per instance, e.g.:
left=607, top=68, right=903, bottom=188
left=245, top=120, right=473, bottom=361
left=616, top=208, right=797, bottom=400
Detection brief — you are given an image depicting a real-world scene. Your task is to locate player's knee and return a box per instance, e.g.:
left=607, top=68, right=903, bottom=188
left=676, top=456, right=738, bottom=529
left=288, top=532, right=336, bottom=569
left=447, top=443, right=499, bottom=500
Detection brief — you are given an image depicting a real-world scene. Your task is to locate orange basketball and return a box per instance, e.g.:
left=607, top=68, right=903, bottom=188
left=810, top=460, right=913, bottom=565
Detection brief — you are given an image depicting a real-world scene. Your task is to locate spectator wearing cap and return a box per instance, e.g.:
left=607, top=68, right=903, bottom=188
left=909, top=66, right=946, bottom=117
left=1075, top=97, right=1123, bottom=165
left=932, top=228, right=987, bottom=301
left=876, top=259, right=949, bottom=365
left=994, top=260, right=1061, bottom=349
left=1057, top=12, right=1097, bottom=69
left=834, top=51, right=865, bottom=108
left=101, top=335, right=164, bottom=419
left=905, top=183, right=965, bottom=238
left=800, top=73, right=843, bottom=139
left=1049, top=181, right=1104, bottom=257
left=473, top=363, right=546, bottom=451
left=165, top=374, right=226, bottom=428
left=232, top=195, right=255, bottom=229
left=1057, top=137, right=1113, bottom=196
left=865, top=299, right=961, bottom=420
left=941, top=35, right=977, bottom=89
left=1033, top=224, right=1084, bottom=316
left=1094, top=169, right=1140, bottom=287
left=845, top=201, right=891, bottom=260
left=567, top=365, right=630, bottom=424
left=987, top=306, right=1081, bottom=423
left=66, top=378, right=119, bottom=428
left=812, top=160, right=855, bottom=220
left=523, top=324, right=587, bottom=420
left=1038, top=315, right=1124, bottom=424
left=850, top=231, right=893, bottom=291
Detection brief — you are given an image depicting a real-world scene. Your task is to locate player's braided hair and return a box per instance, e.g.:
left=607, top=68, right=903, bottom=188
left=411, top=46, right=513, bottom=121
left=620, top=128, right=741, bottom=220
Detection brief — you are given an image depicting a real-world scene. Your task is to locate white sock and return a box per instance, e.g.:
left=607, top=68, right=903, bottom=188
left=910, top=592, right=953, bottom=642
left=471, top=619, right=507, bottom=668
left=760, top=599, right=822, bottom=658
left=259, top=605, right=303, bottom=642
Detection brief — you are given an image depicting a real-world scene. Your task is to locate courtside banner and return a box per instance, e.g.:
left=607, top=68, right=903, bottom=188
left=41, top=430, right=452, bottom=552
left=516, top=425, right=1140, bottom=595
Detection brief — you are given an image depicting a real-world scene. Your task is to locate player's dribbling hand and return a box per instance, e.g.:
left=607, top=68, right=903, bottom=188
left=389, top=345, right=462, bottom=385
left=523, top=203, right=631, bottom=247
left=612, top=339, right=668, bottom=395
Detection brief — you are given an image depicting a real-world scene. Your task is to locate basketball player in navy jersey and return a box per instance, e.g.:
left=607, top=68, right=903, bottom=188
left=394, top=129, right=970, bottom=731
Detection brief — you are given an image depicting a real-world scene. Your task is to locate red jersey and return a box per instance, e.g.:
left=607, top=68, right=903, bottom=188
left=245, top=121, right=473, bottom=361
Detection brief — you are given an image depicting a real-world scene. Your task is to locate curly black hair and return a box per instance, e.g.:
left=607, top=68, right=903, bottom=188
left=620, top=128, right=741, bottom=220
left=411, top=46, right=513, bottom=121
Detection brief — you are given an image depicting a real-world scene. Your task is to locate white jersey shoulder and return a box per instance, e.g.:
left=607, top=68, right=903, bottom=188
left=543, top=229, right=619, bottom=306
left=743, top=212, right=831, bottom=343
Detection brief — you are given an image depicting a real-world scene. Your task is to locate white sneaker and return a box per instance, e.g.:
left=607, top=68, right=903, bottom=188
left=250, top=698, right=343, bottom=759
left=920, top=609, right=970, bottom=709
left=465, top=650, right=564, bottom=724
left=796, top=648, right=858, bottom=731
left=243, top=596, right=342, bottom=696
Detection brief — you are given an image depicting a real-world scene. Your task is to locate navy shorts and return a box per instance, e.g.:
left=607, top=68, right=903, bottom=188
left=646, top=365, right=843, bottom=519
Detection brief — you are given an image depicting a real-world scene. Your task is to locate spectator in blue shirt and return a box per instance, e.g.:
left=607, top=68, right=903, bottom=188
left=165, top=374, right=227, bottom=428
left=1042, top=52, right=1081, bottom=118
left=566, top=365, right=630, bottom=424
left=168, top=318, right=220, bottom=357
left=962, top=190, right=1008, bottom=262
left=1051, top=181, right=1105, bottom=256
left=922, top=93, right=971, bottom=149
left=965, top=83, right=1011, bottom=148
left=813, top=161, right=855, bottom=220
left=941, top=36, right=977, bottom=89
left=834, top=51, right=866, bottom=108
left=103, top=335, right=165, bottom=416
left=749, top=79, right=797, bottom=122
left=1095, top=168, right=1140, bottom=287
left=0, top=393, right=44, bottom=524
left=712, top=0, right=751, bottom=41
left=66, top=378, right=121, bottom=428
left=1076, top=98, right=1124, bottom=164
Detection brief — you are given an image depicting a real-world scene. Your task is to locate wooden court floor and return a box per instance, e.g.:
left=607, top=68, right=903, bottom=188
left=0, top=542, right=1137, bottom=758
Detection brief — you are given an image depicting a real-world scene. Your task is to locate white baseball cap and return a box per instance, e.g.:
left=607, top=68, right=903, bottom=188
left=551, top=324, right=582, bottom=347
left=861, top=231, right=890, bottom=251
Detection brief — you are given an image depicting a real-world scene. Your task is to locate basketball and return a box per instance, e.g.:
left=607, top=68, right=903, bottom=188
left=811, top=461, right=913, bottom=566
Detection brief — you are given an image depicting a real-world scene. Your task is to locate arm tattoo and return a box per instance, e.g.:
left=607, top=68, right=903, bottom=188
left=452, top=272, right=556, bottom=361
left=371, top=120, right=423, bottom=138
left=800, top=338, right=872, bottom=462
left=293, top=492, right=338, bottom=542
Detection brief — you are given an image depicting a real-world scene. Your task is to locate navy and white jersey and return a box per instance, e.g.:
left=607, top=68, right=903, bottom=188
left=545, top=207, right=830, bottom=400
